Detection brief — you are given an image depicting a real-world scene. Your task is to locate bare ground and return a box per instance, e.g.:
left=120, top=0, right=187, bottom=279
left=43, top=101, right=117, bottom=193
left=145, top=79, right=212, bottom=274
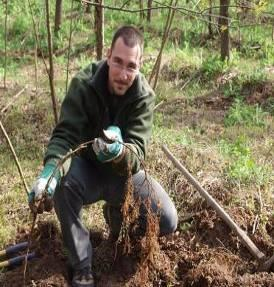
left=1, top=202, right=274, bottom=287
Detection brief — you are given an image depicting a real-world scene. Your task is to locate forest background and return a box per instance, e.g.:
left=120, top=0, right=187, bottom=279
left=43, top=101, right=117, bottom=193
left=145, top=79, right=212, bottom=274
left=0, top=0, right=274, bottom=286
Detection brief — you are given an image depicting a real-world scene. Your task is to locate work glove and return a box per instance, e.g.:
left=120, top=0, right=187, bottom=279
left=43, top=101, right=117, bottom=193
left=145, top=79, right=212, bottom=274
left=29, top=160, right=61, bottom=213
left=92, top=126, right=124, bottom=163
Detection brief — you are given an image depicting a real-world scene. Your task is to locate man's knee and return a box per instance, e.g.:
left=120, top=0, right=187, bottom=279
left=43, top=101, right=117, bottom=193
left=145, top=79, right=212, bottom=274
left=159, top=206, right=178, bottom=236
left=133, top=171, right=178, bottom=235
left=54, top=176, right=83, bottom=210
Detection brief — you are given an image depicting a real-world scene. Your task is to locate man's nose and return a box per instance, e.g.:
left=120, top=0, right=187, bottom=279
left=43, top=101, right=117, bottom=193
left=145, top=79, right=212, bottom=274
left=119, top=68, right=128, bottom=80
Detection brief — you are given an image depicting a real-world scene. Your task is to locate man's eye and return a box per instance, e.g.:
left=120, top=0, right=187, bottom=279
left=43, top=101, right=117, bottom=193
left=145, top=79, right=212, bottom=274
left=114, top=58, right=122, bottom=65
left=128, top=65, right=137, bottom=70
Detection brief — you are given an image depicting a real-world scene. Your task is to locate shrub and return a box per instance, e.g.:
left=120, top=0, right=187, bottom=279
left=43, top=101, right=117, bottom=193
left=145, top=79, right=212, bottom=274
left=219, top=137, right=271, bottom=184
left=200, top=55, right=226, bottom=80
left=224, top=98, right=268, bottom=127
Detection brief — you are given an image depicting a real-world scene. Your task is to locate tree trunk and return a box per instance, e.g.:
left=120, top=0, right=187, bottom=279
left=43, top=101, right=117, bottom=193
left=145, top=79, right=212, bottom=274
left=147, top=0, right=153, bottom=22
left=45, top=0, right=58, bottom=124
left=208, top=0, right=213, bottom=38
left=54, top=0, right=62, bottom=36
left=3, top=0, right=8, bottom=89
left=237, top=13, right=241, bottom=50
left=94, top=0, right=104, bottom=60
left=65, top=0, right=74, bottom=95
left=140, top=0, right=145, bottom=20
left=149, top=0, right=178, bottom=89
left=85, top=3, right=91, bottom=13
left=219, top=0, right=230, bottom=61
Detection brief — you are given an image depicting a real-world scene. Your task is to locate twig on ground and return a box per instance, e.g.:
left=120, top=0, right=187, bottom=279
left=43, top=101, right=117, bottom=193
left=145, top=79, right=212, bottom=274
left=153, top=100, right=165, bottom=111
left=252, top=215, right=259, bottom=235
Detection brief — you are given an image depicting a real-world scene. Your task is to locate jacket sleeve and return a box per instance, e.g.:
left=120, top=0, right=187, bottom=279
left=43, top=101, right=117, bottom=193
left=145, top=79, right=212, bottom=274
left=112, top=90, right=155, bottom=175
left=44, top=76, right=89, bottom=172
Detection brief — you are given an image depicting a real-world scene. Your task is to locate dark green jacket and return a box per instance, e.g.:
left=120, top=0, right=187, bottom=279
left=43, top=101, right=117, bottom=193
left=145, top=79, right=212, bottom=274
left=44, top=60, right=155, bottom=175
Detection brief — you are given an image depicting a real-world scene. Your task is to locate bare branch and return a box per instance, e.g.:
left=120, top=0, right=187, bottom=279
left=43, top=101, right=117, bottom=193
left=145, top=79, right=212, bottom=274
left=75, top=0, right=237, bottom=28
left=0, top=120, right=30, bottom=196
left=119, top=0, right=131, bottom=9
left=201, top=4, right=274, bottom=18
left=66, top=0, right=74, bottom=95
left=27, top=0, right=50, bottom=78
left=45, top=0, right=59, bottom=124
left=150, top=0, right=178, bottom=89
left=79, top=0, right=169, bottom=12
left=1, top=87, right=26, bottom=115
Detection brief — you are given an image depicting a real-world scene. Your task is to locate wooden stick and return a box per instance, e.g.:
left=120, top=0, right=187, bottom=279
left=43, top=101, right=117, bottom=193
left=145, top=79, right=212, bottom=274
left=0, top=120, right=30, bottom=195
left=162, top=145, right=266, bottom=261
left=259, top=253, right=274, bottom=272
left=0, top=87, right=26, bottom=114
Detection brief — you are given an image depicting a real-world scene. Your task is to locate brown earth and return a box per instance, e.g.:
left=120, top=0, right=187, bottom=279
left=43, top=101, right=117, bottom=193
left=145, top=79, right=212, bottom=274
left=1, top=82, right=274, bottom=286
left=1, top=197, right=274, bottom=287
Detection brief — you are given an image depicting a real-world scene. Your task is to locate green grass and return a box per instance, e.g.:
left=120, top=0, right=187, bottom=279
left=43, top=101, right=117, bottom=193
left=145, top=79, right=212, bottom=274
left=153, top=121, right=192, bottom=147
left=219, top=136, right=272, bottom=185
left=224, top=98, right=269, bottom=127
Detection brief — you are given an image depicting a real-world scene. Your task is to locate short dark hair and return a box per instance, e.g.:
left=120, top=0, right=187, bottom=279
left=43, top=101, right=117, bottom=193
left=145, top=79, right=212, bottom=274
left=111, top=25, right=144, bottom=55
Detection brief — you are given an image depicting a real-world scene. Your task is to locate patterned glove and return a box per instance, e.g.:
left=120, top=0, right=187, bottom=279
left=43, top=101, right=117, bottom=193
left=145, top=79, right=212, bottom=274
left=29, top=160, right=61, bottom=213
left=92, top=126, right=124, bottom=163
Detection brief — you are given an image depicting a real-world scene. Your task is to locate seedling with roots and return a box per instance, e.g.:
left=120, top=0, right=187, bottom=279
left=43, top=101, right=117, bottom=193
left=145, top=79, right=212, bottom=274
left=29, top=135, right=163, bottom=284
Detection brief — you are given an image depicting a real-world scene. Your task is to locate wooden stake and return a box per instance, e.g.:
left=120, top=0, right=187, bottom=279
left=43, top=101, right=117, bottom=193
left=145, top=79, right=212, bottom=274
left=162, top=145, right=265, bottom=261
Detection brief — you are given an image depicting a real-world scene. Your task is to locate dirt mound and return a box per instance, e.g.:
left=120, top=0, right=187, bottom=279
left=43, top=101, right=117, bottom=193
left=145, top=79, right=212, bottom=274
left=0, top=189, right=274, bottom=287
left=1, top=202, right=274, bottom=286
left=1, top=221, right=68, bottom=287
left=244, top=81, right=274, bottom=106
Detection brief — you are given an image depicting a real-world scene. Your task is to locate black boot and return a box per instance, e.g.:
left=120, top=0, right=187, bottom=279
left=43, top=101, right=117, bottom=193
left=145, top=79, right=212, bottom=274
left=72, top=266, right=95, bottom=287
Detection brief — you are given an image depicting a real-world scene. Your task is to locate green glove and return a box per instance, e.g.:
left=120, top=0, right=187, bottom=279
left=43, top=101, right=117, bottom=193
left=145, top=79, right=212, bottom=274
left=29, top=160, right=61, bottom=212
left=92, top=126, right=124, bottom=163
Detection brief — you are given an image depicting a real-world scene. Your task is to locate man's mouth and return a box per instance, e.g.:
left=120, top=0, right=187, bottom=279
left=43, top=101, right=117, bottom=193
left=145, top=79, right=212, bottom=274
left=115, top=80, right=127, bottom=87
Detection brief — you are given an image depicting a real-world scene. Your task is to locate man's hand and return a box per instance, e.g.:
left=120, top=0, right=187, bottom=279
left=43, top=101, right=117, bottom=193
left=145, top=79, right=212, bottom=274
left=92, top=126, right=124, bottom=163
left=29, top=160, right=60, bottom=213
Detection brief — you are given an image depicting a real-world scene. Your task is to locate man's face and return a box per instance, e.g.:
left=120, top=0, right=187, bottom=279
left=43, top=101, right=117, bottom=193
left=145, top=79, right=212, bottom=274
left=107, top=37, right=142, bottom=96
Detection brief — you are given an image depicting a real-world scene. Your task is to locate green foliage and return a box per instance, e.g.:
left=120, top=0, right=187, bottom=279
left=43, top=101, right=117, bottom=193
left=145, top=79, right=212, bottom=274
left=219, top=137, right=271, bottom=184
left=10, top=17, right=29, bottom=37
left=153, top=113, right=192, bottom=146
left=224, top=98, right=268, bottom=127
left=200, top=55, right=226, bottom=80
left=254, top=0, right=269, bottom=15
left=140, top=59, right=154, bottom=78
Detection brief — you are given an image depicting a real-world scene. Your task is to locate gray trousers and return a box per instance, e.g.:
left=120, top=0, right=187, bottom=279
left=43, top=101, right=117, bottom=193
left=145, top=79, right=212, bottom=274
left=54, top=157, right=177, bottom=270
